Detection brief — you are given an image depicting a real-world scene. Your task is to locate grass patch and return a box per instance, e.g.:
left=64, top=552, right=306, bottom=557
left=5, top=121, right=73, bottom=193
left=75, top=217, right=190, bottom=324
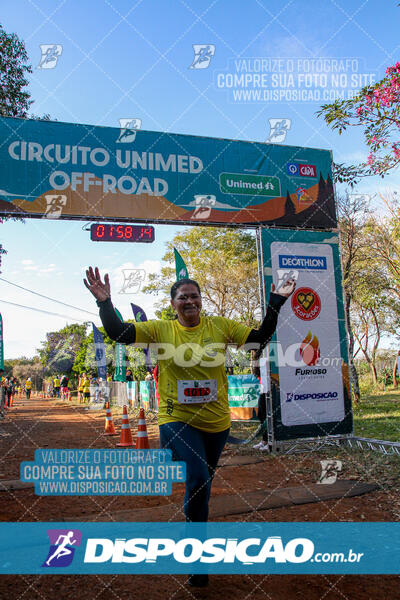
left=353, top=389, right=400, bottom=442
left=229, top=389, right=400, bottom=444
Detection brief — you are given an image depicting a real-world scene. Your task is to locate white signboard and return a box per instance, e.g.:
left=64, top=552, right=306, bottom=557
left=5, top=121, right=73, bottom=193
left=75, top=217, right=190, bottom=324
left=271, top=242, right=345, bottom=426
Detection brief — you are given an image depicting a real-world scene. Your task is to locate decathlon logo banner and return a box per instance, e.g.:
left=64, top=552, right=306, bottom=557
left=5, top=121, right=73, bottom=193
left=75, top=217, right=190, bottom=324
left=278, top=255, right=327, bottom=270
left=0, top=523, right=399, bottom=574
left=270, top=240, right=345, bottom=428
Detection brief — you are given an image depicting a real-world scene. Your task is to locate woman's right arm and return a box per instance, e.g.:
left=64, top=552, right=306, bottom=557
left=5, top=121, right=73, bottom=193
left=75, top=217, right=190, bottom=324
left=84, top=266, right=136, bottom=344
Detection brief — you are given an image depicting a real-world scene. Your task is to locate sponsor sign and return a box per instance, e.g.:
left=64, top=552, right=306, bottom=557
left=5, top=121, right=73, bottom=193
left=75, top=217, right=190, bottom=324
left=0, top=116, right=335, bottom=228
left=287, top=162, right=317, bottom=178
left=291, top=287, right=322, bottom=321
left=266, top=235, right=348, bottom=431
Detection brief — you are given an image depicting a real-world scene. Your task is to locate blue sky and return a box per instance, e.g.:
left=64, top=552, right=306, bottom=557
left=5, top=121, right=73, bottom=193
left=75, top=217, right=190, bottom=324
left=0, top=0, right=399, bottom=358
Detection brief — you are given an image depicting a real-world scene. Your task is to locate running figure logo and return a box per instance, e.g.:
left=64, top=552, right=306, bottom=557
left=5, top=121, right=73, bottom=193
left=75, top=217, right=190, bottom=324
left=189, top=45, right=215, bottom=69
left=266, top=118, right=291, bottom=143
left=317, top=460, right=342, bottom=485
left=43, top=194, right=67, bottom=219
left=42, top=529, right=82, bottom=567
left=119, top=269, right=146, bottom=294
left=116, top=118, right=142, bottom=143
left=37, top=45, right=63, bottom=69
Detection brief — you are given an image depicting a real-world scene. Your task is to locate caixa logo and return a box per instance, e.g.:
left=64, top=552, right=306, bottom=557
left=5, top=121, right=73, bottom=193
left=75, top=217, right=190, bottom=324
left=287, top=162, right=317, bottom=178
left=286, top=391, right=338, bottom=402
left=84, top=536, right=314, bottom=564
left=42, top=529, right=82, bottom=567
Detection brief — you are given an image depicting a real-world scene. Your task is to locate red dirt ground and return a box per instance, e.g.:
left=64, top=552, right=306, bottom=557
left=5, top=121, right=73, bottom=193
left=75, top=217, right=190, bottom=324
left=0, top=396, right=399, bottom=599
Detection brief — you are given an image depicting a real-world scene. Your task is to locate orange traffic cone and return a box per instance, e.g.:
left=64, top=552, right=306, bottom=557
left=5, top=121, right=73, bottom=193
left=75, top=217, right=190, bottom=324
left=104, top=401, right=118, bottom=436
left=116, top=405, right=135, bottom=447
left=135, top=407, right=150, bottom=449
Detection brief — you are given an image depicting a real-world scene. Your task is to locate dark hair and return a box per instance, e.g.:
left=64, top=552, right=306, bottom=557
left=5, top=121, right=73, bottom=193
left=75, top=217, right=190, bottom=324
left=170, top=278, right=201, bottom=299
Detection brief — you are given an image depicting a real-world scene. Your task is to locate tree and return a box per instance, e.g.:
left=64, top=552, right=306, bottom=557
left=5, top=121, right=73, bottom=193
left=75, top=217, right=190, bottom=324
left=338, top=194, right=371, bottom=401
left=72, top=326, right=115, bottom=377
left=0, top=23, right=32, bottom=117
left=143, top=227, right=260, bottom=326
left=38, top=323, right=89, bottom=375
left=317, top=62, right=400, bottom=184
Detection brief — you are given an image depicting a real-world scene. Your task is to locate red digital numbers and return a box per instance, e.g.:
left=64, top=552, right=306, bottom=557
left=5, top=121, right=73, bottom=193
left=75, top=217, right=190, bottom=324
left=96, top=225, right=105, bottom=238
left=140, top=227, right=153, bottom=239
left=91, top=224, right=154, bottom=242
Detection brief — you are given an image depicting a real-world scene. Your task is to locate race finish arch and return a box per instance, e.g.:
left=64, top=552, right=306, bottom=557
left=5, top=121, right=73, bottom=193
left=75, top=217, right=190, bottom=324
left=0, top=115, right=352, bottom=441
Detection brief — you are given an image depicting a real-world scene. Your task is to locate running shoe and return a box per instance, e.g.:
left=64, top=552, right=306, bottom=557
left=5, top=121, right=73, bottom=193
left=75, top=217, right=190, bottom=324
left=187, top=574, right=209, bottom=587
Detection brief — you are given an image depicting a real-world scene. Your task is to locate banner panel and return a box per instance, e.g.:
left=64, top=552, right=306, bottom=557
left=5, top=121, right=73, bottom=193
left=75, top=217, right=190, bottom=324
left=228, top=374, right=260, bottom=421
left=0, top=116, right=335, bottom=228
left=0, top=522, right=399, bottom=574
left=261, top=229, right=352, bottom=440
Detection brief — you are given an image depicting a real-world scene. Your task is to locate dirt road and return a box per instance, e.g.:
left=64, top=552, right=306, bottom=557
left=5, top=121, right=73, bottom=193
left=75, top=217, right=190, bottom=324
left=0, top=396, right=398, bottom=599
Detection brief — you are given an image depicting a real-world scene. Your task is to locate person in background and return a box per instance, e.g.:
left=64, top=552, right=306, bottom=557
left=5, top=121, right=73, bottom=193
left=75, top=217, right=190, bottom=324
left=53, top=375, right=61, bottom=398
left=60, top=374, right=69, bottom=400
left=24, top=377, right=32, bottom=400
left=82, top=374, right=91, bottom=403
left=78, top=374, right=85, bottom=403
left=0, top=369, right=6, bottom=417
left=126, top=369, right=133, bottom=382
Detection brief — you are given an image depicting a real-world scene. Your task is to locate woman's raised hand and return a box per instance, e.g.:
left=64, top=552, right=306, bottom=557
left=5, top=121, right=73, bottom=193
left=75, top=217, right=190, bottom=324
left=271, top=278, right=296, bottom=298
left=84, top=266, right=111, bottom=302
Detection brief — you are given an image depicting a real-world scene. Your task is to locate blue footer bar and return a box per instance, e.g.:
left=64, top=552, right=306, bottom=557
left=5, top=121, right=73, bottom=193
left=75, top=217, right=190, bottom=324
left=0, top=522, right=398, bottom=574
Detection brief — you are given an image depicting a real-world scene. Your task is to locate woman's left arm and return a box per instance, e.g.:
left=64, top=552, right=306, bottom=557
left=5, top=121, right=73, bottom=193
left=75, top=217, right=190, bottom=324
left=245, top=279, right=296, bottom=352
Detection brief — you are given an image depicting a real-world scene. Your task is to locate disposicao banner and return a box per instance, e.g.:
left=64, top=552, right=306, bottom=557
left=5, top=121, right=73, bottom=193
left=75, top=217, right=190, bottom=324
left=113, top=308, right=126, bottom=382
left=228, top=374, right=260, bottom=421
left=261, top=228, right=352, bottom=440
left=0, top=116, right=336, bottom=228
left=131, top=303, right=152, bottom=373
left=91, top=323, right=107, bottom=380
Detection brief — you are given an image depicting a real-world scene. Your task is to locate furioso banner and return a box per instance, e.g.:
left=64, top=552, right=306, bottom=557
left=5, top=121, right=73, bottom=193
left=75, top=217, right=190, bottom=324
left=261, top=228, right=352, bottom=441
left=0, top=116, right=336, bottom=228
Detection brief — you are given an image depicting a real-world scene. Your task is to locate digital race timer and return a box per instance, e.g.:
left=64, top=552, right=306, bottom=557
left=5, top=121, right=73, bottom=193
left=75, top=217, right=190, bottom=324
left=90, top=224, right=155, bottom=243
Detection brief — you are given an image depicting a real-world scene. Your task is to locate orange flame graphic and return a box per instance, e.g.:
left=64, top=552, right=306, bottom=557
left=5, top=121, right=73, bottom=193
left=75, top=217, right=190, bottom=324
left=300, top=330, right=320, bottom=366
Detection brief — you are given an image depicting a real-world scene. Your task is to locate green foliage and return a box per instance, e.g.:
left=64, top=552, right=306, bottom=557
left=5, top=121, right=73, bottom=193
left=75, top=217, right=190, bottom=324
left=38, top=323, right=89, bottom=375
left=317, top=62, right=400, bottom=184
left=72, top=325, right=115, bottom=377
left=0, top=23, right=32, bottom=117
left=143, top=227, right=260, bottom=326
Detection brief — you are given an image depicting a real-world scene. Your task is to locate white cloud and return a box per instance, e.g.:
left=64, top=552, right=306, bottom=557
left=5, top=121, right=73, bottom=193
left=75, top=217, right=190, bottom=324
left=21, top=259, right=34, bottom=265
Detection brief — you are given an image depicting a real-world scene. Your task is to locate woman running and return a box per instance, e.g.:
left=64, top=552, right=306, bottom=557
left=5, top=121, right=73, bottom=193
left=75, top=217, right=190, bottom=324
left=84, top=266, right=295, bottom=586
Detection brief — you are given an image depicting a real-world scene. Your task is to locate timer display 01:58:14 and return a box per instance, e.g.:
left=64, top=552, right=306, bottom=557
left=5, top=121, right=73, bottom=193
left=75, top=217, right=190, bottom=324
left=90, top=224, right=155, bottom=243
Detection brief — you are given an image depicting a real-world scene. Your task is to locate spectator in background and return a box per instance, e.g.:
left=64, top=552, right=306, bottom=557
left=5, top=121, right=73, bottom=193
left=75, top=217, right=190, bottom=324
left=60, top=374, right=69, bottom=400
left=53, top=375, right=61, bottom=398
left=0, top=369, right=6, bottom=417
left=24, top=377, right=32, bottom=400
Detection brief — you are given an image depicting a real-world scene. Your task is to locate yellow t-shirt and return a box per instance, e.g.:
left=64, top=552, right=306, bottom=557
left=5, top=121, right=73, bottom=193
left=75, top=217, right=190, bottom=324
left=83, top=379, right=90, bottom=393
left=25, top=380, right=32, bottom=390
left=53, top=378, right=60, bottom=388
left=134, top=316, right=251, bottom=432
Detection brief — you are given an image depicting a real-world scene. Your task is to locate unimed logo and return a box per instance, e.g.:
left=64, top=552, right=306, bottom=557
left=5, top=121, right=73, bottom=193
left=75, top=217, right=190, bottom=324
left=83, top=536, right=314, bottom=564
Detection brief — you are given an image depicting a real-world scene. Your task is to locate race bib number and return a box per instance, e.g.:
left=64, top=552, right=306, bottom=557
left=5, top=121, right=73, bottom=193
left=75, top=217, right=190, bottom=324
left=177, top=379, right=217, bottom=404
